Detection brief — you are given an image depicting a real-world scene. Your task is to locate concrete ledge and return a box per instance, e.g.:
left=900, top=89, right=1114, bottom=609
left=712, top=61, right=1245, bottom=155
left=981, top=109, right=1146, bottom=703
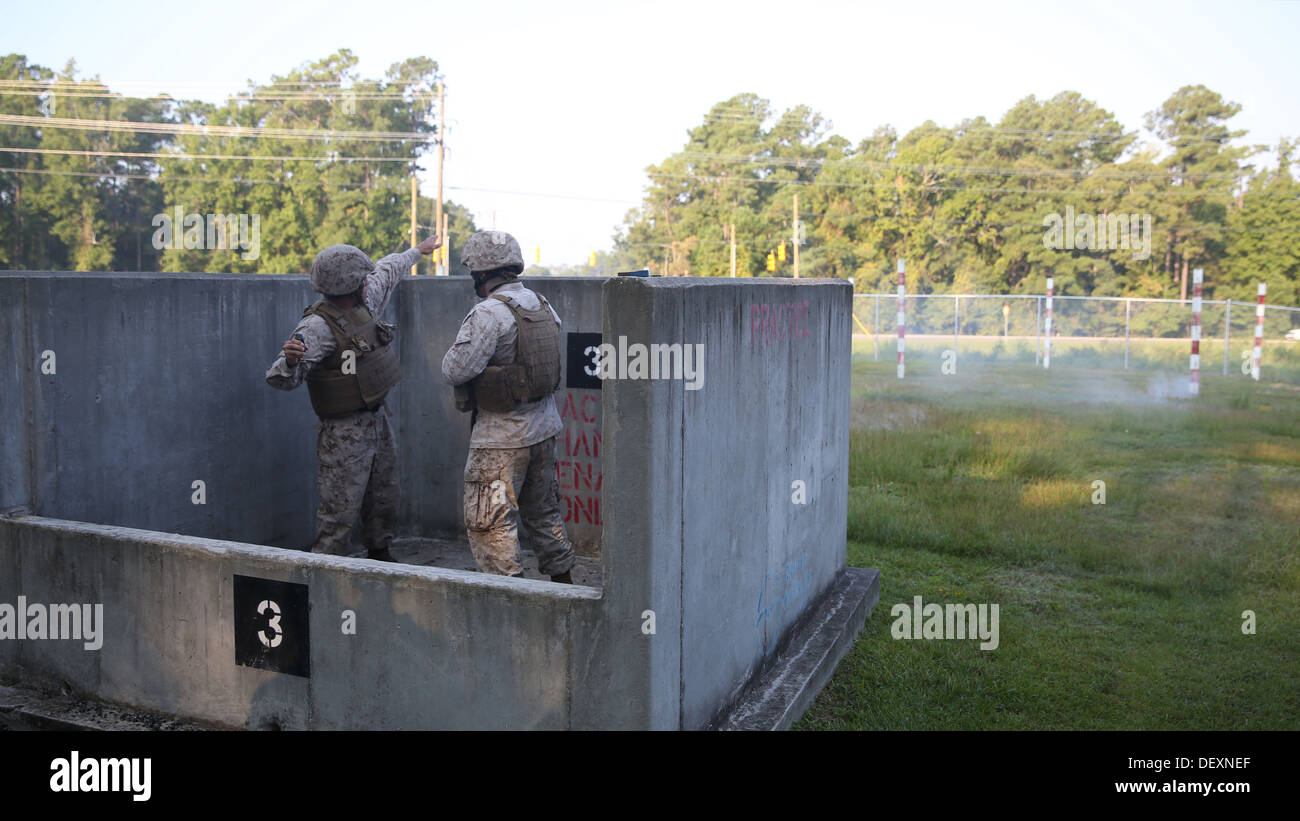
left=6, top=515, right=602, bottom=602
left=715, top=567, right=879, bottom=731
left=1, top=514, right=602, bottom=729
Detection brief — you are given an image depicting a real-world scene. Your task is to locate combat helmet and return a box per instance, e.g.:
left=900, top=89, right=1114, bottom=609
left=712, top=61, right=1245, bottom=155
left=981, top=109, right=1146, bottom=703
left=462, top=231, right=525, bottom=288
left=310, top=244, right=374, bottom=296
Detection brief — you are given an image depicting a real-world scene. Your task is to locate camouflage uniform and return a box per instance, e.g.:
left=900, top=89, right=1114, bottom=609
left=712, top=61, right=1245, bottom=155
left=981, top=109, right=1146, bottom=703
left=266, top=246, right=419, bottom=557
left=442, top=280, right=576, bottom=578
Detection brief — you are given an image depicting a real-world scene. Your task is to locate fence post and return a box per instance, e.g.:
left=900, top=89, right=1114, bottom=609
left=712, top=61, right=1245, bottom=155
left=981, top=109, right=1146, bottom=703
left=874, top=294, right=879, bottom=361
left=1253, top=283, right=1267, bottom=380
left=1044, top=277, right=1054, bottom=369
left=954, top=295, right=960, bottom=363
left=1124, top=298, right=1131, bottom=369
left=896, top=260, right=906, bottom=379
left=1190, top=269, right=1202, bottom=396
left=1035, top=296, right=1042, bottom=366
left=1222, top=300, right=1231, bottom=376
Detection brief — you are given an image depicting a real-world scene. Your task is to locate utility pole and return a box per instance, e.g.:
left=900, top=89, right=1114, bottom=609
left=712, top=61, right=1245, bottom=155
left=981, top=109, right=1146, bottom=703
left=441, top=211, right=449, bottom=274
left=729, top=222, right=736, bottom=277
left=435, top=82, right=445, bottom=275
left=793, top=193, right=800, bottom=279
left=409, top=176, right=418, bottom=275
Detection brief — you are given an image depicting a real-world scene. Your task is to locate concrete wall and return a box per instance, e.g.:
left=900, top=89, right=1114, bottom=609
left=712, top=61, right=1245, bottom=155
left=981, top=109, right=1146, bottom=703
left=0, top=272, right=855, bottom=730
left=599, top=276, right=852, bottom=728
left=0, top=515, right=600, bottom=729
left=0, top=272, right=604, bottom=554
left=0, top=272, right=324, bottom=548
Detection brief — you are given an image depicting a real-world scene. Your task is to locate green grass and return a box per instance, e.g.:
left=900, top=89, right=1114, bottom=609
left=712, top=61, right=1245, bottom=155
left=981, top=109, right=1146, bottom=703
left=795, top=359, right=1300, bottom=730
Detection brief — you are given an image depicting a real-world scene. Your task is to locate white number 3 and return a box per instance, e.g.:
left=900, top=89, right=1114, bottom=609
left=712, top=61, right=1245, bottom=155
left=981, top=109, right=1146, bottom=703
left=257, top=599, right=283, bottom=648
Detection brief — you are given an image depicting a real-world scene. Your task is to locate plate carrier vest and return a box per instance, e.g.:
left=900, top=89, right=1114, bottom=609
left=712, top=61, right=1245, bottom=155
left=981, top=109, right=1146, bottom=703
left=454, top=290, right=561, bottom=413
left=303, top=300, right=401, bottom=418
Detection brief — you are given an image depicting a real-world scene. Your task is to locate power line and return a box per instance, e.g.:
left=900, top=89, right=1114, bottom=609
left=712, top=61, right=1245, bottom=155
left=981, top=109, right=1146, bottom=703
left=0, top=146, right=419, bottom=163
left=0, top=165, right=639, bottom=203
left=0, top=114, right=432, bottom=143
left=0, top=78, right=442, bottom=90
left=0, top=165, right=413, bottom=189
left=444, top=184, right=636, bottom=203
left=0, top=90, right=437, bottom=103
left=0, top=86, right=438, bottom=103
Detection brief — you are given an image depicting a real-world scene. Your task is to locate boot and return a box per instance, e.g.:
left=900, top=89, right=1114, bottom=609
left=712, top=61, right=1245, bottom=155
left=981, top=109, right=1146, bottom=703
left=367, top=547, right=396, bottom=563
left=550, top=570, right=573, bottom=585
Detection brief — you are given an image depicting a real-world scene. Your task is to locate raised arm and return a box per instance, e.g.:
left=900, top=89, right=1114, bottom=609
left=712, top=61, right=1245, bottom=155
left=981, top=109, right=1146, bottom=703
left=365, top=235, right=442, bottom=315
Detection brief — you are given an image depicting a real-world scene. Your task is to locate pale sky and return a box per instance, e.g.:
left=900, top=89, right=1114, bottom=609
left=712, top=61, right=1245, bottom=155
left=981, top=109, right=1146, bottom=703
left=4, top=0, right=1297, bottom=265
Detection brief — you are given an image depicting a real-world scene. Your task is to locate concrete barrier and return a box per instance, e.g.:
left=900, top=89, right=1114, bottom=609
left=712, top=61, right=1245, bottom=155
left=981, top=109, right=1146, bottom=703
left=0, top=270, right=875, bottom=729
left=0, top=271, right=322, bottom=547
left=0, top=516, right=598, bottom=730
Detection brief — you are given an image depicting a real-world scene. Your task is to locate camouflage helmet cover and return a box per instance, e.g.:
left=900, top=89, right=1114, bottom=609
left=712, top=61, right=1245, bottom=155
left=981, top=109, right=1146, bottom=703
left=461, top=230, right=525, bottom=276
left=310, top=244, right=374, bottom=295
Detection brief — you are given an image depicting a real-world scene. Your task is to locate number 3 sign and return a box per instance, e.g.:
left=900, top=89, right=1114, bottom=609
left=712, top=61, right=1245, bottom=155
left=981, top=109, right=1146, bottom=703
left=234, top=575, right=310, bottom=677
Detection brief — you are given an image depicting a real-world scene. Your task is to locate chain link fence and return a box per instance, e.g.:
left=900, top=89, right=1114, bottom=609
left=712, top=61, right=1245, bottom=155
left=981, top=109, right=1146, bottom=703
left=853, top=294, right=1300, bottom=384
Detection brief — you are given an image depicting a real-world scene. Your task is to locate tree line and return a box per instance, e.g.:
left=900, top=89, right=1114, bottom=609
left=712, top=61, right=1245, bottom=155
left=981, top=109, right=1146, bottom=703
left=3, top=54, right=1296, bottom=311
left=0, top=50, right=476, bottom=274
left=613, top=88, right=1299, bottom=308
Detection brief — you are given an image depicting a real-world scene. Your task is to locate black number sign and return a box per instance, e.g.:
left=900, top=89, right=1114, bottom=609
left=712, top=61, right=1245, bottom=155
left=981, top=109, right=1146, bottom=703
left=233, top=575, right=310, bottom=678
left=566, top=332, right=603, bottom=390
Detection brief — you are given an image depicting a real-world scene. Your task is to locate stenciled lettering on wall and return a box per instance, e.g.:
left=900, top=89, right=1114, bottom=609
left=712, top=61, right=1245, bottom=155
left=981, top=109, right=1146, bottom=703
left=751, top=300, right=812, bottom=347
left=557, top=389, right=602, bottom=526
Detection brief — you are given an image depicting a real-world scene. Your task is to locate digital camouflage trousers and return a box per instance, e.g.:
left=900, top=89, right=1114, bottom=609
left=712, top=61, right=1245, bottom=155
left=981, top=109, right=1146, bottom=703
left=313, top=408, right=398, bottom=557
left=463, top=436, right=576, bottom=577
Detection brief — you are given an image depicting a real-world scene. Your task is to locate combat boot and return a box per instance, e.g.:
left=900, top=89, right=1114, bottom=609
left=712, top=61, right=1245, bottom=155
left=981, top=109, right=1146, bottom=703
left=550, top=570, right=572, bottom=584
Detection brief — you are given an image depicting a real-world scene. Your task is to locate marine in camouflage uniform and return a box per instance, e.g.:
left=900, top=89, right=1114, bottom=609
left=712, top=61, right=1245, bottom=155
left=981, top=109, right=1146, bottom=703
left=442, top=231, right=577, bottom=582
left=266, top=237, right=439, bottom=559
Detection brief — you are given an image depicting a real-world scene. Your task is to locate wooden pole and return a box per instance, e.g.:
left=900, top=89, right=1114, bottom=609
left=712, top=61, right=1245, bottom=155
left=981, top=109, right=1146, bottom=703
left=441, top=211, right=449, bottom=274
left=410, top=176, right=418, bottom=276
left=729, top=222, right=736, bottom=277
left=435, top=83, right=445, bottom=275
left=793, top=193, right=800, bottom=279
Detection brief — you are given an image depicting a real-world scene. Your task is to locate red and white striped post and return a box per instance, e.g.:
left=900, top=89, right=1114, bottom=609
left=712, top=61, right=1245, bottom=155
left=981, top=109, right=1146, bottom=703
left=1252, top=282, right=1267, bottom=381
left=1043, top=276, right=1054, bottom=369
left=1189, top=268, right=1202, bottom=396
left=896, top=259, right=906, bottom=379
